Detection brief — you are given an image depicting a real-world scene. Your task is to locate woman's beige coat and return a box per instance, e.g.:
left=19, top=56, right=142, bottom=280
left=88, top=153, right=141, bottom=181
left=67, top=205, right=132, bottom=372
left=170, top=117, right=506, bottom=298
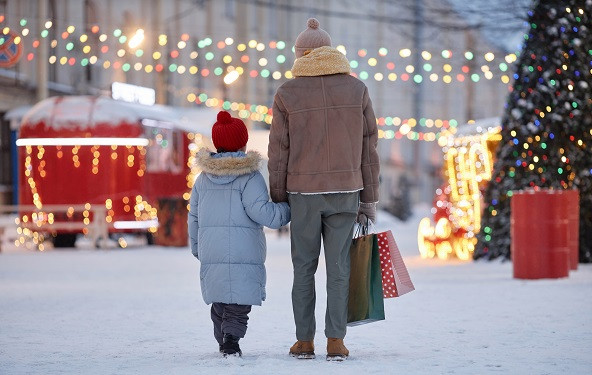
left=268, top=46, right=380, bottom=204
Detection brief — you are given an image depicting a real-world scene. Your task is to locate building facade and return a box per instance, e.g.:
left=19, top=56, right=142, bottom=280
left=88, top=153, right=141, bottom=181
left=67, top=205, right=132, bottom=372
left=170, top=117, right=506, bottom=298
left=0, top=0, right=516, bottom=206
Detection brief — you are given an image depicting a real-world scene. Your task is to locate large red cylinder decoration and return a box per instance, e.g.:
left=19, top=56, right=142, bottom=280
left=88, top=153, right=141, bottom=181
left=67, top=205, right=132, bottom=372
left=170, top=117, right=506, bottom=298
left=511, top=189, right=578, bottom=279
left=561, top=190, right=580, bottom=270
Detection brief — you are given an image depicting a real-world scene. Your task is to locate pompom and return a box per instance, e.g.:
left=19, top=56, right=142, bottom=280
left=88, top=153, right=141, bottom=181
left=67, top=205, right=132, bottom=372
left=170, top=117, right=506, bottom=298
left=307, top=18, right=319, bottom=29
left=217, top=111, right=232, bottom=124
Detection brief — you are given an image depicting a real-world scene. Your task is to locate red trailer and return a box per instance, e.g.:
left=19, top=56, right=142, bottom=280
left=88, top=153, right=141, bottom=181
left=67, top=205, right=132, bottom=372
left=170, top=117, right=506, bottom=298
left=16, top=95, right=215, bottom=247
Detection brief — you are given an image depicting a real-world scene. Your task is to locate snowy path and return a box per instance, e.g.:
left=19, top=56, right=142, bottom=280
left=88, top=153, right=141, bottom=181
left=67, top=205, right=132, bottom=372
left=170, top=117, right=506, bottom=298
left=1, top=210, right=591, bottom=374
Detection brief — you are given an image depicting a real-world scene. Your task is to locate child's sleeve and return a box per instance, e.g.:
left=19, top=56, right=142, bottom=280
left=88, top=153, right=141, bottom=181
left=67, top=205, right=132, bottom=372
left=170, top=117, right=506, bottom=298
left=188, top=182, right=200, bottom=259
left=242, top=172, right=291, bottom=229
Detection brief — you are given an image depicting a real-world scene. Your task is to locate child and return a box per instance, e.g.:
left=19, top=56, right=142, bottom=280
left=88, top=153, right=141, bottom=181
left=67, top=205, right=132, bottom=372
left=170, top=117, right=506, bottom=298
left=188, top=111, right=290, bottom=357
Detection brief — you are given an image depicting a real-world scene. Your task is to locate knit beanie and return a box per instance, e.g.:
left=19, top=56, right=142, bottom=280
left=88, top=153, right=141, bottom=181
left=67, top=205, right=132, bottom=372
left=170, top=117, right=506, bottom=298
left=211, top=111, right=248, bottom=152
left=294, top=18, right=332, bottom=58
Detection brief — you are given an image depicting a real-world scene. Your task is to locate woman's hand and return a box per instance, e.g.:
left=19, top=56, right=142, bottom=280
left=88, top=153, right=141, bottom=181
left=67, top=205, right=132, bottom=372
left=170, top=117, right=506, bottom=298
left=356, top=202, right=376, bottom=224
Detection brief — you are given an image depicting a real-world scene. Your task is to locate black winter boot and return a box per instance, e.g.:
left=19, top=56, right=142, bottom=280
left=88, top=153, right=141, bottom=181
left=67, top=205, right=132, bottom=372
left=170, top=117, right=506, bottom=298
left=222, top=334, right=242, bottom=357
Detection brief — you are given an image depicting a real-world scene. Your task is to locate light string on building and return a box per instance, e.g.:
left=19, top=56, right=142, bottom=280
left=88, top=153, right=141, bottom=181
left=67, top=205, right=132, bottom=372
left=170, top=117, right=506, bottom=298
left=0, top=15, right=524, bottom=85
left=1, top=15, right=531, bottom=140
left=182, top=91, right=459, bottom=141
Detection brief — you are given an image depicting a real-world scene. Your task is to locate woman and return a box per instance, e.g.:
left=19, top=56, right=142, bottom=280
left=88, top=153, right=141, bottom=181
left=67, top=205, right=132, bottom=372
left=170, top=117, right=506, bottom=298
left=267, top=18, right=380, bottom=361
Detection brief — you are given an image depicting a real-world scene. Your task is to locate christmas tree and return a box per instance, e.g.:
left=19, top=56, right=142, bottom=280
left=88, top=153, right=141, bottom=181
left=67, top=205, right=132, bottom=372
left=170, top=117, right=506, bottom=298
left=475, top=0, right=592, bottom=262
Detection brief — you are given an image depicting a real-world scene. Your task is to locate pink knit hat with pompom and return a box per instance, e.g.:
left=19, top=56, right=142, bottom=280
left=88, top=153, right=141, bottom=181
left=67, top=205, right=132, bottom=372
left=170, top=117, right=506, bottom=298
left=294, top=18, right=332, bottom=58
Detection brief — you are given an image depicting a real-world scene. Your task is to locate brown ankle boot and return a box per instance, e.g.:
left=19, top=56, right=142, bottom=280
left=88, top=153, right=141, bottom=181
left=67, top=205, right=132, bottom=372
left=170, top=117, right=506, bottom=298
left=289, top=340, right=315, bottom=359
left=326, top=338, right=349, bottom=361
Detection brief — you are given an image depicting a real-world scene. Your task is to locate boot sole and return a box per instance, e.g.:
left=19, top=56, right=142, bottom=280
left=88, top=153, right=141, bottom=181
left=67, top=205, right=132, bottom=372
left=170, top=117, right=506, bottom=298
left=289, top=352, right=316, bottom=359
left=326, top=354, right=347, bottom=361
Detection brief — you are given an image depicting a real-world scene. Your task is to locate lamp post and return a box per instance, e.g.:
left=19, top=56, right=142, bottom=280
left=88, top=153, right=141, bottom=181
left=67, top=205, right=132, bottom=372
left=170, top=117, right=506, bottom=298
left=36, top=0, right=48, bottom=101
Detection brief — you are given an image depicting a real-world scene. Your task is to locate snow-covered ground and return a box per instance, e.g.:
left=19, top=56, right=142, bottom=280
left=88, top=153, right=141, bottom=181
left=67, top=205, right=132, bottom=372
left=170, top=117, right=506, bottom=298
left=1, top=206, right=591, bottom=375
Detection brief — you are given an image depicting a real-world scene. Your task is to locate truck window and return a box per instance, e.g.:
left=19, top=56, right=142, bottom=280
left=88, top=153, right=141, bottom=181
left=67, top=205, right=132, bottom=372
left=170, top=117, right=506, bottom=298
left=144, top=125, right=183, bottom=173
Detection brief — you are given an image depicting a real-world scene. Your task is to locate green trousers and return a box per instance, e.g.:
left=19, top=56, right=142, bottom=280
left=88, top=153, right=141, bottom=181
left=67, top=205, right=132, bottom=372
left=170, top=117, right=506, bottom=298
left=288, top=192, right=358, bottom=340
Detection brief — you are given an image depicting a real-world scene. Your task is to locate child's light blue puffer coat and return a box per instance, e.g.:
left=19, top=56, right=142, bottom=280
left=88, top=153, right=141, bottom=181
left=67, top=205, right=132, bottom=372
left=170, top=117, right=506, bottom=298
left=188, top=149, right=290, bottom=306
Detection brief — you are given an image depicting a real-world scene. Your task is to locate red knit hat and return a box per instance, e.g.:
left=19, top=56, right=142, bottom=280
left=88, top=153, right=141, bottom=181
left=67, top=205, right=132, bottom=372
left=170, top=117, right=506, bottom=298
left=211, top=111, right=249, bottom=152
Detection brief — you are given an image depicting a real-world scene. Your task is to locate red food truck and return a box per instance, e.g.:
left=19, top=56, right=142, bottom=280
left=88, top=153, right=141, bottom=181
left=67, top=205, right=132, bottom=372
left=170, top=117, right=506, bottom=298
left=16, top=95, right=215, bottom=247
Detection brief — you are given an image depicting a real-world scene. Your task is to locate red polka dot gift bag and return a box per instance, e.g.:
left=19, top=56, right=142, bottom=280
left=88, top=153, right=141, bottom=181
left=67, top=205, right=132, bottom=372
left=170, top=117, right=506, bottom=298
left=376, top=230, right=415, bottom=298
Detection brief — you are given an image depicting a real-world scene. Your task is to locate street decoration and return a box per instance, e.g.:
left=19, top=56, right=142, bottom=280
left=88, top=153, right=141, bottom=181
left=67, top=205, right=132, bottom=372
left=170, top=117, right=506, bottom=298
left=418, top=120, right=502, bottom=260
left=0, top=30, right=23, bottom=68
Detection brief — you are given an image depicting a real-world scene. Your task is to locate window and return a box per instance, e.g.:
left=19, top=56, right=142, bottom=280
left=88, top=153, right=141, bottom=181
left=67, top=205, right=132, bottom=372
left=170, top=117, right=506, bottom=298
left=144, top=124, right=183, bottom=174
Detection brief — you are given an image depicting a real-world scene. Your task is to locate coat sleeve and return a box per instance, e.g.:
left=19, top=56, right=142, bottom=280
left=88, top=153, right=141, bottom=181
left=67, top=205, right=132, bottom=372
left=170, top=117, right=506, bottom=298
left=360, top=87, right=380, bottom=203
left=268, top=92, right=290, bottom=203
left=188, top=182, right=200, bottom=259
left=242, top=172, right=291, bottom=229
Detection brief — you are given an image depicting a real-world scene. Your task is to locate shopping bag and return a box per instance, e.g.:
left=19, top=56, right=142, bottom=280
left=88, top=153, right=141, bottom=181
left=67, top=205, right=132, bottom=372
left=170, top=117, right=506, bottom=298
left=377, top=230, right=415, bottom=298
left=347, top=229, right=385, bottom=326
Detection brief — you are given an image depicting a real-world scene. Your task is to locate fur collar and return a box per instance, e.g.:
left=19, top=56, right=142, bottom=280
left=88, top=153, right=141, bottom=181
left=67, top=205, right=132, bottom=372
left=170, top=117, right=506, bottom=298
left=195, top=149, right=262, bottom=176
left=291, top=46, right=351, bottom=77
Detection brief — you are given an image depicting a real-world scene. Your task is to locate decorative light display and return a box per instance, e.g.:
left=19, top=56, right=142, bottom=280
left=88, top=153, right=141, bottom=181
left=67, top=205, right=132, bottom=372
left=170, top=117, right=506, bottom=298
left=0, top=15, right=523, bottom=138
left=418, top=122, right=502, bottom=260
left=185, top=132, right=209, bottom=199
left=184, top=91, right=460, bottom=141
left=17, top=149, right=146, bottom=248
left=14, top=128, right=212, bottom=250
left=0, top=16, right=519, bottom=85
left=473, top=1, right=592, bottom=262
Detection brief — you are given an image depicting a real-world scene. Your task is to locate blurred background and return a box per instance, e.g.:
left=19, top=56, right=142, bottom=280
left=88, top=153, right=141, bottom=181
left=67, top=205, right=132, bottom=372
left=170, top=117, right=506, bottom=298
left=7, top=0, right=589, bottom=263
left=0, top=4, right=590, bottom=372
left=0, top=0, right=530, bottom=210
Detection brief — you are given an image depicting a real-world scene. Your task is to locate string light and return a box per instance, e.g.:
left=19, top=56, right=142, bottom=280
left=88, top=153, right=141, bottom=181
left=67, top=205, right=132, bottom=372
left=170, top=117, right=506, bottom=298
left=471, top=0, right=592, bottom=261
left=180, top=89, right=458, bottom=140
left=1, top=16, right=522, bottom=85
left=419, top=124, right=503, bottom=260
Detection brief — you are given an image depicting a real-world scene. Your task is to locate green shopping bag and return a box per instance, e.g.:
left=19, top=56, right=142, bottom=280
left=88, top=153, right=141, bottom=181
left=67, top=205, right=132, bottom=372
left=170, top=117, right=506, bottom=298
left=347, top=227, right=386, bottom=326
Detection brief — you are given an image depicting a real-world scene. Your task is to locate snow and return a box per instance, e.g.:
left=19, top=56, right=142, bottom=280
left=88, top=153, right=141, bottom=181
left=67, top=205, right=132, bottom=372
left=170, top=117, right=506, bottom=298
left=20, top=96, right=217, bottom=135
left=1, top=206, right=591, bottom=374
left=450, top=117, right=501, bottom=138
left=23, top=96, right=143, bottom=129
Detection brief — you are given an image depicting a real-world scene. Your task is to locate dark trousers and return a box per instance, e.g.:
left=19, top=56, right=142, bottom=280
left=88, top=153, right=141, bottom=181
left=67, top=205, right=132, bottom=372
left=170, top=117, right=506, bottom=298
left=211, top=303, right=252, bottom=345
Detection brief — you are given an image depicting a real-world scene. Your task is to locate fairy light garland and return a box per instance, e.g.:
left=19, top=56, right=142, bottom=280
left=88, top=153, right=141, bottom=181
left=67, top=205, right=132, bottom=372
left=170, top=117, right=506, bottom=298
left=13, top=15, right=587, bottom=142
left=0, top=15, right=512, bottom=140
left=16, top=142, right=187, bottom=248
left=183, top=91, right=459, bottom=141
left=0, top=15, right=522, bottom=84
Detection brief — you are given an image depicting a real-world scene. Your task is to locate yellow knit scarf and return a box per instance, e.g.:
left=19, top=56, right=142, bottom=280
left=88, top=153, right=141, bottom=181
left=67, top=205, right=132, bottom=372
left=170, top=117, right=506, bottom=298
left=291, top=46, right=352, bottom=77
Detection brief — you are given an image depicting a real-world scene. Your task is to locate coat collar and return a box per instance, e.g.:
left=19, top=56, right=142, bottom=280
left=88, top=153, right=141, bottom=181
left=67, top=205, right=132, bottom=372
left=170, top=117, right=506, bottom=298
left=291, top=46, right=351, bottom=77
left=195, top=148, right=262, bottom=176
